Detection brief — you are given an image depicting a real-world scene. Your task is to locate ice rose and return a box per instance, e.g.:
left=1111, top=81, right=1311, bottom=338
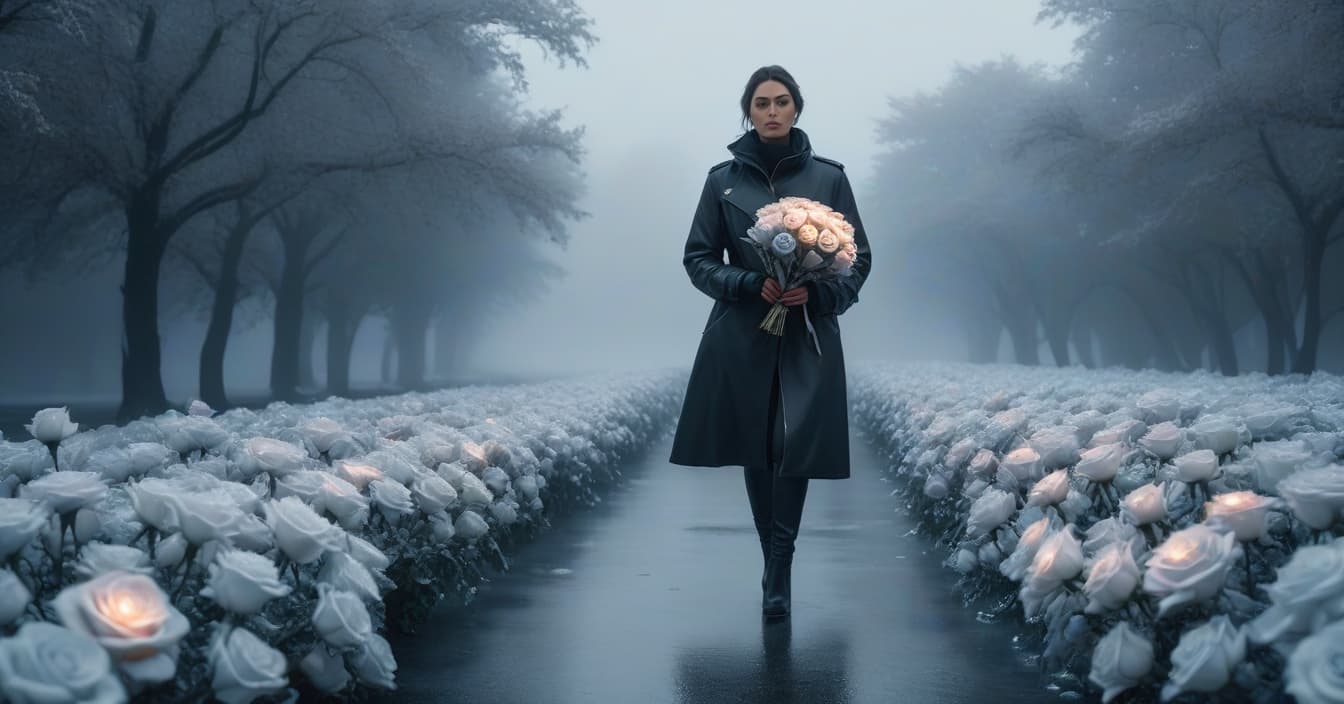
left=1173, top=449, right=1218, bottom=483
left=0, top=497, right=51, bottom=559
left=1122, top=482, right=1167, bottom=526
left=163, top=489, right=246, bottom=545
left=457, top=472, right=493, bottom=506
left=368, top=478, right=415, bottom=521
left=187, top=399, right=214, bottom=417
left=158, top=415, right=228, bottom=456
left=1203, top=491, right=1273, bottom=541
left=0, top=568, right=31, bottom=625
left=1089, top=621, right=1153, bottom=703
left=1160, top=615, right=1246, bottom=701
left=1028, top=526, right=1085, bottom=583
left=1247, top=538, right=1344, bottom=644
left=770, top=231, right=797, bottom=256
left=51, top=571, right=191, bottom=683
left=1084, top=518, right=1141, bottom=558
left=1138, top=422, right=1183, bottom=460
left=782, top=208, right=807, bottom=230
left=263, top=496, right=343, bottom=565
left=315, top=474, right=369, bottom=530
left=1143, top=524, right=1242, bottom=617
left=125, top=478, right=183, bottom=532
left=1028, top=469, right=1070, bottom=507
left=0, top=621, right=126, bottom=704
left=351, top=633, right=397, bottom=690
left=0, top=442, right=55, bottom=482
left=333, top=460, right=385, bottom=491
left=1077, top=443, right=1126, bottom=483
left=209, top=626, right=288, bottom=704
left=312, top=583, right=372, bottom=649
left=26, top=407, right=78, bottom=444
left=241, top=437, right=309, bottom=478
left=1277, top=465, right=1344, bottom=530
left=301, top=417, right=348, bottom=454
left=491, top=500, right=518, bottom=525
left=318, top=551, right=380, bottom=603
left=454, top=509, right=490, bottom=541
left=481, top=466, right=511, bottom=496
left=428, top=511, right=456, bottom=543
left=75, top=544, right=153, bottom=579
left=1083, top=540, right=1141, bottom=614
left=514, top=475, right=539, bottom=501
left=276, top=471, right=328, bottom=505
left=1284, top=619, right=1344, bottom=704
left=796, top=223, right=819, bottom=248
left=1001, top=447, right=1042, bottom=482
left=411, top=473, right=458, bottom=514
left=20, top=471, right=107, bottom=515
left=967, top=488, right=1016, bottom=539
left=223, top=513, right=274, bottom=553
left=300, top=645, right=350, bottom=694
left=1000, top=516, right=1053, bottom=581
left=200, top=549, right=291, bottom=615
left=343, top=533, right=390, bottom=571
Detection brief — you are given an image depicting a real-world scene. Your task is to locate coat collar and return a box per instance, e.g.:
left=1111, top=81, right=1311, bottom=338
left=726, top=127, right=813, bottom=181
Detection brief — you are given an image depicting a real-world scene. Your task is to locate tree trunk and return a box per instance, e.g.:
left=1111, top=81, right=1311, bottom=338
left=380, top=321, right=396, bottom=385
left=298, top=310, right=320, bottom=392
left=199, top=219, right=254, bottom=410
left=1071, top=315, right=1097, bottom=369
left=270, top=236, right=308, bottom=402
left=394, top=304, right=431, bottom=390
left=1292, top=237, right=1326, bottom=374
left=118, top=192, right=170, bottom=423
left=325, top=292, right=356, bottom=397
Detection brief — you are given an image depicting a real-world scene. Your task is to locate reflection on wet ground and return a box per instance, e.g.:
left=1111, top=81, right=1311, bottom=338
left=380, top=430, right=1054, bottom=704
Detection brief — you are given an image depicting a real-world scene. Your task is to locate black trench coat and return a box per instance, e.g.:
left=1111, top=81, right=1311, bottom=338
left=668, top=127, right=872, bottom=479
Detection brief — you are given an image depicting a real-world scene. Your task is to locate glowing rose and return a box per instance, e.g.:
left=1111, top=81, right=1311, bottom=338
left=200, top=549, right=291, bottom=615
left=1001, top=447, right=1042, bottom=482
left=1277, top=465, right=1344, bottom=530
left=1122, top=483, right=1167, bottom=526
left=26, top=407, right=78, bottom=444
left=816, top=229, right=840, bottom=254
left=1089, top=621, right=1153, bottom=704
left=1000, top=516, right=1054, bottom=581
left=316, top=474, right=369, bottom=530
left=782, top=208, right=807, bottom=230
left=1285, top=619, right=1344, bottom=704
left=1077, top=443, right=1126, bottom=483
left=1247, top=538, right=1344, bottom=645
left=1143, top=525, right=1242, bottom=617
left=1160, top=615, right=1246, bottom=701
left=241, top=437, right=309, bottom=478
left=51, top=571, right=190, bottom=683
left=209, top=626, right=288, bottom=704
left=1203, top=491, right=1273, bottom=541
left=1083, top=540, right=1141, bottom=614
left=333, top=460, right=385, bottom=491
left=1028, top=469, right=1071, bottom=507
left=1028, top=526, right=1085, bottom=583
left=0, top=621, right=126, bottom=703
left=796, top=224, right=819, bottom=248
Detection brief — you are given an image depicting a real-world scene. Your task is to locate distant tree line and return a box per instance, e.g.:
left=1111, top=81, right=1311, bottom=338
left=871, top=0, right=1342, bottom=375
left=0, top=0, right=595, bottom=420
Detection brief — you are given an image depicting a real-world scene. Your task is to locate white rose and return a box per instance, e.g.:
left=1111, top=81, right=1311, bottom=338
left=360, top=450, right=419, bottom=484
left=75, top=544, right=153, bottom=579
left=187, top=400, right=215, bottom=417
left=1277, top=465, right=1344, bottom=530
left=966, top=489, right=1016, bottom=539
left=1284, top=619, right=1344, bottom=704
left=454, top=509, right=489, bottom=541
left=242, top=437, right=309, bottom=478
left=343, top=533, right=390, bottom=571
left=1122, top=482, right=1167, bottom=526
left=428, top=511, right=456, bottom=543
left=0, top=621, right=126, bottom=704
left=333, top=460, right=385, bottom=491
left=154, top=532, right=189, bottom=569
left=1028, top=526, right=1085, bottom=583
left=1160, top=615, right=1246, bottom=701
left=264, top=496, right=343, bottom=565
left=221, top=513, right=274, bottom=553
left=158, top=415, right=229, bottom=456
left=318, top=552, right=380, bottom=603
left=436, top=461, right=468, bottom=489
left=0, top=497, right=51, bottom=559
left=20, top=471, right=107, bottom=514
left=200, top=549, right=292, bottom=615
left=1139, top=422, right=1183, bottom=460
left=491, top=500, right=518, bottom=525
left=275, top=471, right=329, bottom=505
left=1203, top=491, right=1273, bottom=542
left=457, top=472, right=493, bottom=506
left=1172, top=449, right=1219, bottom=483
left=163, top=489, right=246, bottom=546
left=1000, top=516, right=1054, bottom=582
left=209, top=626, right=288, bottom=704
left=514, top=475, right=539, bottom=501
left=1, top=442, right=55, bottom=482
left=1000, top=447, right=1042, bottom=482
left=1027, top=469, right=1070, bottom=507
left=1077, top=443, right=1126, bottom=483
left=1083, top=540, right=1141, bottom=614
left=51, top=571, right=191, bottom=683
left=481, top=466, right=511, bottom=496
left=1084, top=518, right=1141, bottom=558
left=1247, top=539, right=1344, bottom=644
left=1088, top=621, right=1153, bottom=703
left=26, top=407, right=79, bottom=444
left=0, top=568, right=32, bottom=625
left=125, top=478, right=182, bottom=532
left=312, top=583, right=372, bottom=649
left=368, top=478, right=415, bottom=521
left=300, top=417, right=347, bottom=454
left=1143, top=524, right=1242, bottom=618
left=411, top=474, right=458, bottom=514
left=300, top=645, right=350, bottom=694
left=314, top=474, right=369, bottom=531
left=968, top=449, right=998, bottom=477
left=350, top=633, right=397, bottom=690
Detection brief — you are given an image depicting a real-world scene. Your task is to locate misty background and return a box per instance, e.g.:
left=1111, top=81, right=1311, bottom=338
left=2, top=0, right=1341, bottom=422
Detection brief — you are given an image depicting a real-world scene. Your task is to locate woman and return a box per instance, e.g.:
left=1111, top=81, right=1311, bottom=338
left=668, top=65, right=873, bottom=619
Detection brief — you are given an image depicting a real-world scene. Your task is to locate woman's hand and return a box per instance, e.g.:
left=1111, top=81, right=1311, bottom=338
left=760, top=278, right=808, bottom=307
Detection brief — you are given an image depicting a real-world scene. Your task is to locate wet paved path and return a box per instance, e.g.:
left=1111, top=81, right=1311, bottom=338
left=380, top=430, right=1051, bottom=704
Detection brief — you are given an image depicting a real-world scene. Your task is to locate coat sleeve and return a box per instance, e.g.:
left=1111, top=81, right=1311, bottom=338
left=683, top=173, right=765, bottom=303
left=806, top=171, right=872, bottom=317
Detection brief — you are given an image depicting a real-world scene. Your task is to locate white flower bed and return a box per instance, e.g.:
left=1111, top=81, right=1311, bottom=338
left=0, top=369, right=684, bottom=703
left=851, top=361, right=1344, bottom=704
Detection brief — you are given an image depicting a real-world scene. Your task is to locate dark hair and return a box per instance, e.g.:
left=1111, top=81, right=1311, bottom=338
left=739, top=65, right=804, bottom=132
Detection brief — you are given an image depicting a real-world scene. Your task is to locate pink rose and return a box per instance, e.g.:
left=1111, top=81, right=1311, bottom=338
left=817, top=230, right=841, bottom=254
left=834, top=247, right=855, bottom=269
left=783, top=209, right=808, bottom=231
left=796, top=224, right=819, bottom=248
left=757, top=212, right=784, bottom=232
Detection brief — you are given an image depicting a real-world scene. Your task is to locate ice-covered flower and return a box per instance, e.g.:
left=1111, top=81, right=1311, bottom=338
left=1247, top=538, right=1344, bottom=644
left=1139, top=422, right=1183, bottom=460
left=200, top=549, right=291, bottom=615
left=318, top=551, right=380, bottom=603
left=1089, top=621, right=1153, bottom=703
left=0, top=621, right=126, bottom=704
left=51, top=571, right=190, bottom=683
left=20, top=471, right=107, bottom=514
left=1027, top=469, right=1070, bottom=507
left=314, top=474, right=369, bottom=530
left=158, top=415, right=229, bottom=456
left=333, top=460, right=385, bottom=491
left=209, top=626, right=288, bottom=704
left=125, top=478, right=182, bottom=532
left=1277, top=465, right=1344, bottom=530
left=491, top=500, right=518, bottom=525
left=1077, top=443, right=1126, bottom=483
left=75, top=544, right=153, bottom=579
left=1000, top=516, right=1053, bottom=581
left=454, top=509, right=489, bottom=541
left=350, top=633, right=397, bottom=690
left=770, top=231, right=797, bottom=256
left=187, top=400, right=215, bottom=417
left=241, top=438, right=309, bottom=478
left=1203, top=491, right=1273, bottom=542
left=411, top=473, right=458, bottom=514
left=312, top=583, right=372, bottom=649
left=300, top=645, right=350, bottom=694
left=300, top=417, right=347, bottom=454
left=1284, top=619, right=1344, bottom=704
left=1084, top=518, right=1141, bottom=557
left=343, top=533, right=390, bottom=572
left=457, top=472, right=493, bottom=506
left=1160, top=615, right=1246, bottom=701
left=263, top=496, right=343, bottom=565
left=1122, top=482, right=1167, bottom=526
left=0, top=568, right=31, bottom=625
left=1028, top=526, right=1085, bottom=584
left=1083, top=540, right=1141, bottom=614
left=1000, top=447, right=1041, bottom=482
left=26, top=407, right=78, bottom=444
left=0, top=497, right=50, bottom=559
left=480, top=466, right=510, bottom=496
left=0, top=442, right=55, bottom=482
left=368, top=478, right=415, bottom=520
left=1172, top=449, right=1218, bottom=483
left=1143, top=524, right=1242, bottom=618
left=163, top=489, right=246, bottom=546
left=966, top=488, right=1016, bottom=538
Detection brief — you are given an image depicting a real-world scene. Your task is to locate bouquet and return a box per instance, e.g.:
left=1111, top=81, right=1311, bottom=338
left=740, top=196, right=858, bottom=356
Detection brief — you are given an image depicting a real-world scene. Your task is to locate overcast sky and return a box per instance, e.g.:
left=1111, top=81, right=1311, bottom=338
left=470, top=1, right=1081, bottom=379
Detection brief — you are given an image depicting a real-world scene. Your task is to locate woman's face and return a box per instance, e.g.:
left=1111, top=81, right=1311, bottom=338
left=749, top=80, right=796, bottom=143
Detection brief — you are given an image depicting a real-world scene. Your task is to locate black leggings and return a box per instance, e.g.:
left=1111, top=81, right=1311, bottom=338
left=744, top=363, right=809, bottom=559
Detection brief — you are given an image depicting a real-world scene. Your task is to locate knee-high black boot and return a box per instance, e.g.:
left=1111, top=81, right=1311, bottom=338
left=763, top=474, right=808, bottom=618
left=743, top=463, right=773, bottom=592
